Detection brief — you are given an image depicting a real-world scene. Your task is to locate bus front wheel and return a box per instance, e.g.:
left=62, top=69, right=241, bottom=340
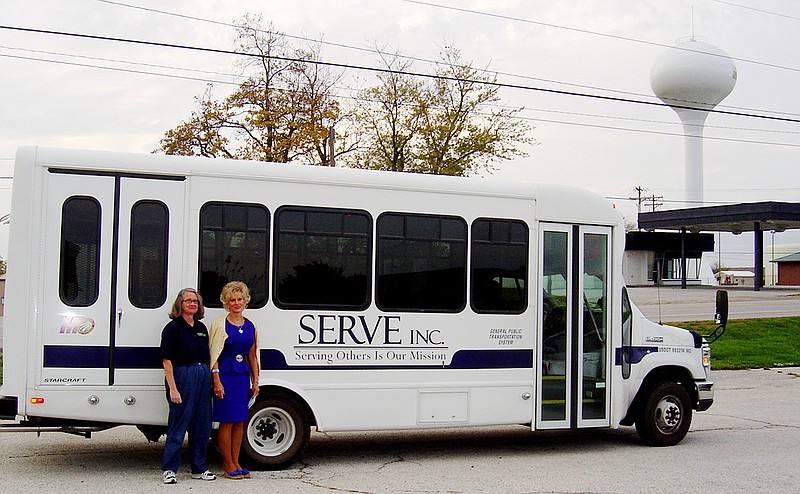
left=635, top=381, right=692, bottom=446
left=242, top=396, right=310, bottom=469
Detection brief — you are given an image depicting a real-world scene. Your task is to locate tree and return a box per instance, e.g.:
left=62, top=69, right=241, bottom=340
left=348, top=46, right=535, bottom=176
left=159, top=85, right=233, bottom=158
left=159, top=16, right=351, bottom=165
left=349, top=51, right=426, bottom=172
left=415, top=47, right=534, bottom=176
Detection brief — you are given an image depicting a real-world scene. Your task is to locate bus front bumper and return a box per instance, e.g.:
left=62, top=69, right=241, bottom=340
left=696, top=381, right=714, bottom=411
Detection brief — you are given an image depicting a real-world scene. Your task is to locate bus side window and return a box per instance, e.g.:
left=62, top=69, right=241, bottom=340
left=471, top=218, right=528, bottom=314
left=129, top=200, right=168, bottom=309
left=199, top=202, right=270, bottom=308
left=377, top=213, right=467, bottom=313
left=59, top=196, right=101, bottom=307
left=621, top=287, right=632, bottom=379
left=274, top=206, right=372, bottom=310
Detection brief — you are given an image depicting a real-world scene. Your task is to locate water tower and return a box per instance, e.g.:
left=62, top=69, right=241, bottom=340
left=650, top=39, right=737, bottom=205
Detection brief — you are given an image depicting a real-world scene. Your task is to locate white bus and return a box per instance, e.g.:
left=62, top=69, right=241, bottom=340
left=0, top=147, right=717, bottom=468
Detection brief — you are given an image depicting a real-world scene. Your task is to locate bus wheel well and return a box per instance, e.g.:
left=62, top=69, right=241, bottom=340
left=259, top=385, right=316, bottom=428
left=620, top=366, right=698, bottom=426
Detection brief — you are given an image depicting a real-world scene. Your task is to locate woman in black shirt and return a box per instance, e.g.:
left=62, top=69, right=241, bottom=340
left=159, top=288, right=216, bottom=484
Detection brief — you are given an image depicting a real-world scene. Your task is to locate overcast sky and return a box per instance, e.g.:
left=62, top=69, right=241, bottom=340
left=1, top=0, right=798, bottom=266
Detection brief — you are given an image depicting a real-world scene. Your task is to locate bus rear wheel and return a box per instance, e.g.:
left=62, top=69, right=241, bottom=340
left=241, top=396, right=310, bottom=469
left=635, top=381, right=692, bottom=446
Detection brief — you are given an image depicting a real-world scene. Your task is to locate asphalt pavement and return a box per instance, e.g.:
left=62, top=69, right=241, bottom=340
left=1, top=366, right=799, bottom=493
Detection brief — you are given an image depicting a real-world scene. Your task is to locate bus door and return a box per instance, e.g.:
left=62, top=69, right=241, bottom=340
left=537, top=223, right=611, bottom=429
left=40, top=170, right=185, bottom=387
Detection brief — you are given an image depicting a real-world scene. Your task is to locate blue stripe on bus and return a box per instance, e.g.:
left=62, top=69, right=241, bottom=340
left=43, top=346, right=533, bottom=371
left=614, top=346, right=658, bottom=365
left=114, top=347, right=163, bottom=369
left=44, top=345, right=110, bottom=368
left=44, top=345, right=161, bottom=369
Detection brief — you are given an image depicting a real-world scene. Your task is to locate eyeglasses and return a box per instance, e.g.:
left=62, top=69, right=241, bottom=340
left=182, top=299, right=199, bottom=305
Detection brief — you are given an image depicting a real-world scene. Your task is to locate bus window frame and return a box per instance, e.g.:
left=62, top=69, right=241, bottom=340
left=273, top=205, right=373, bottom=311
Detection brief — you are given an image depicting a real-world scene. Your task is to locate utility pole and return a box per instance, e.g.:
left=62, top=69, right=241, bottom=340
left=644, top=194, right=663, bottom=213
left=326, top=125, right=336, bottom=167
left=631, top=186, right=647, bottom=215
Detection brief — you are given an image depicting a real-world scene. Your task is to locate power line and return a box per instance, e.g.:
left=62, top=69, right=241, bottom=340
left=6, top=42, right=796, bottom=142
left=511, top=113, right=798, bottom=148
left=605, top=195, right=742, bottom=206
left=0, top=44, right=235, bottom=79
left=4, top=41, right=797, bottom=139
left=399, top=0, right=800, bottom=74
left=91, top=0, right=800, bottom=120
left=2, top=25, right=799, bottom=126
left=525, top=106, right=799, bottom=136
left=707, top=0, right=800, bottom=22
left=88, top=0, right=677, bottom=103
left=0, top=51, right=234, bottom=86
left=4, top=48, right=798, bottom=149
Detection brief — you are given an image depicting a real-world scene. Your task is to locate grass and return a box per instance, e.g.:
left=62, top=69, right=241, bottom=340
left=676, top=317, right=800, bottom=370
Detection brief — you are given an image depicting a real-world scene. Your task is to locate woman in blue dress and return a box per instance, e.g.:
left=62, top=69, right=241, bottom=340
left=209, top=281, right=260, bottom=479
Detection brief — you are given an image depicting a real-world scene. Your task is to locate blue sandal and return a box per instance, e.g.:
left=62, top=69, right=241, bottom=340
left=238, top=468, right=251, bottom=478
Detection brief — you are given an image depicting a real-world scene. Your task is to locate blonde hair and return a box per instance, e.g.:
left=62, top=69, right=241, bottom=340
left=220, top=281, right=251, bottom=311
left=168, top=288, right=205, bottom=320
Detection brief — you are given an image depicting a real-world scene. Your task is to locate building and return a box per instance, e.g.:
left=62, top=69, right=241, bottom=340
left=638, top=202, right=800, bottom=290
left=624, top=231, right=714, bottom=286
left=771, top=252, right=800, bottom=286
left=716, top=270, right=754, bottom=286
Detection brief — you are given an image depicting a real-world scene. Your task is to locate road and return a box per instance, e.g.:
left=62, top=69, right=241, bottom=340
left=628, top=285, right=800, bottom=322
left=1, top=367, right=799, bottom=493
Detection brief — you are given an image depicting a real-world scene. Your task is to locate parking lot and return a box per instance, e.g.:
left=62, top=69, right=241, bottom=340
left=2, top=287, right=799, bottom=492
left=1, top=366, right=799, bottom=493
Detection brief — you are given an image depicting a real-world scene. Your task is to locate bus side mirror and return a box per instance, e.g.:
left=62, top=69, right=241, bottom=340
left=715, top=290, right=728, bottom=327
left=706, top=290, right=728, bottom=344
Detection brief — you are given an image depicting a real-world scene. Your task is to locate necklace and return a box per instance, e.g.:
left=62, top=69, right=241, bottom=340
left=229, top=317, right=245, bottom=334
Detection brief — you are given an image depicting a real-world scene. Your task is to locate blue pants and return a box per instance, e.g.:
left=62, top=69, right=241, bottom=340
left=161, top=363, right=212, bottom=474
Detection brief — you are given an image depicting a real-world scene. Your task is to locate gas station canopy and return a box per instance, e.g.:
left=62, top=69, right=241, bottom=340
left=638, top=202, right=800, bottom=290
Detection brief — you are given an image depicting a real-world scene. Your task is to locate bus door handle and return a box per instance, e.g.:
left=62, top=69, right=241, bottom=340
left=117, top=309, right=124, bottom=328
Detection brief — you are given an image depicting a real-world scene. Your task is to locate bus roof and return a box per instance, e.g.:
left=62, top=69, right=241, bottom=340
left=15, top=146, right=622, bottom=225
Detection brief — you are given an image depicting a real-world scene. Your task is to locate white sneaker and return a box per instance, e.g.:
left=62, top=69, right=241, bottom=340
left=191, top=470, right=217, bottom=481
left=162, top=470, right=177, bottom=484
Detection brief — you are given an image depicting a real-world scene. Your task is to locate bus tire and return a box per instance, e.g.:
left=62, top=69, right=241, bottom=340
left=635, top=381, right=692, bottom=446
left=241, top=396, right=310, bottom=469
